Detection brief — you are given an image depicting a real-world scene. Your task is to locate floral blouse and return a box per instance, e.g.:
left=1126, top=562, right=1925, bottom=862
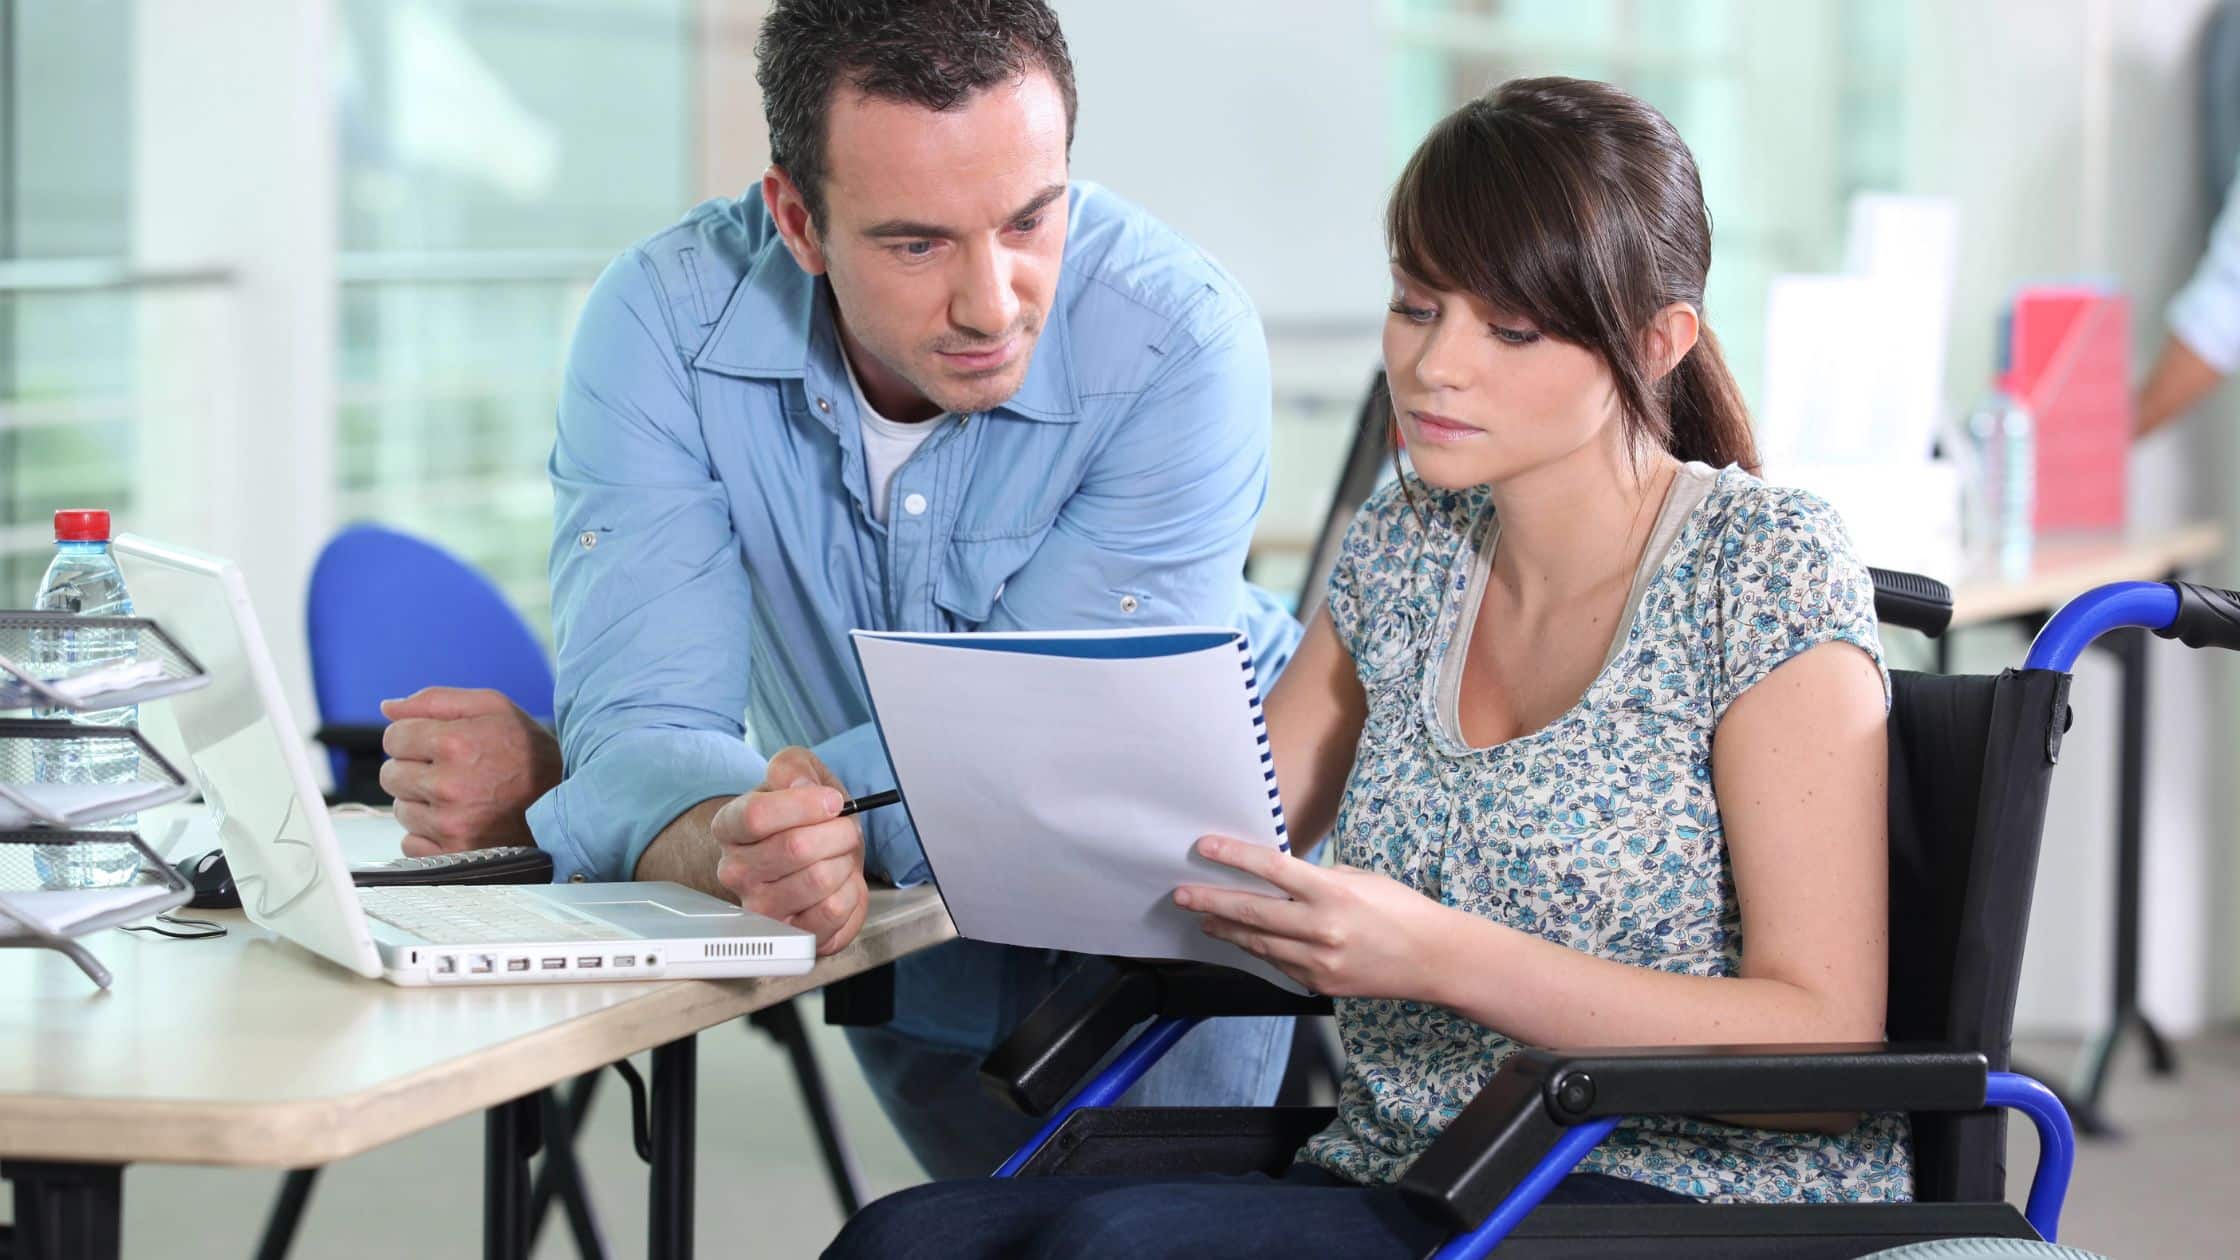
left=1298, top=465, right=1914, bottom=1204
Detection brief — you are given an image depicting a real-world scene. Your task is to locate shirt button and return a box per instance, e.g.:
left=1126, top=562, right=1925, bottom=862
left=579, top=532, right=598, bottom=550
left=1119, top=595, right=1140, bottom=614
left=903, top=493, right=929, bottom=516
left=569, top=872, right=588, bottom=884
left=816, top=396, right=831, bottom=413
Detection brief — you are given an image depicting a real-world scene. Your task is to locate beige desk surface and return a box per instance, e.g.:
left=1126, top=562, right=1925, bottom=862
left=0, top=882, right=954, bottom=1169
left=1948, top=524, right=2225, bottom=628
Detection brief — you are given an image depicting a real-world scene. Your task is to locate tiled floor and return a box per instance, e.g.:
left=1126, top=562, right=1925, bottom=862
left=2006, top=1034, right=2240, bottom=1258
left=111, top=1019, right=2240, bottom=1258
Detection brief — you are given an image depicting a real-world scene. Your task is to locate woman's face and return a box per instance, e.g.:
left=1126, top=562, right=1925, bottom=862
left=1382, top=266, right=1624, bottom=492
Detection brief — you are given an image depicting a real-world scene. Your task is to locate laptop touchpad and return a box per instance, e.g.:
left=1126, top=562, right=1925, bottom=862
left=575, top=898, right=743, bottom=918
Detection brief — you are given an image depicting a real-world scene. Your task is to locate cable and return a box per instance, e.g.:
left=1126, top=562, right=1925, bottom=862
left=118, top=912, right=226, bottom=940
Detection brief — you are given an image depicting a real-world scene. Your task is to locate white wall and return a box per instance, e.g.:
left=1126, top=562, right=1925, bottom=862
left=1056, top=0, right=1391, bottom=327
left=132, top=0, right=337, bottom=731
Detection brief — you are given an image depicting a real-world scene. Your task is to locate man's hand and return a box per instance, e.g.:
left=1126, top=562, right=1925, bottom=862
left=378, top=687, right=563, bottom=856
left=713, top=747, right=869, bottom=956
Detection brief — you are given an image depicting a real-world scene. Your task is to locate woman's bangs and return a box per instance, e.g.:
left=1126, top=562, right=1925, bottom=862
left=1388, top=109, right=1573, bottom=334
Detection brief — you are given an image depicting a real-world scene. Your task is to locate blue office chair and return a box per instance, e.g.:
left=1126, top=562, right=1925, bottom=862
left=305, top=524, right=555, bottom=798
left=970, top=572, right=2232, bottom=1257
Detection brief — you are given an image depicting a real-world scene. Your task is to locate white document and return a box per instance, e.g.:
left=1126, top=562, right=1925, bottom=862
left=1759, top=193, right=1960, bottom=474
left=0, top=885, right=174, bottom=940
left=0, top=780, right=186, bottom=829
left=851, top=626, right=1306, bottom=992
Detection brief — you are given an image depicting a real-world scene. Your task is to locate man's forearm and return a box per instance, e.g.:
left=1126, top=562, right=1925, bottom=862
left=2138, top=334, right=2226, bottom=437
left=631, top=796, right=733, bottom=898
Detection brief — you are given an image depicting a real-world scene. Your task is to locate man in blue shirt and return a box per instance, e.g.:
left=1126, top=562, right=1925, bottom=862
left=375, top=0, right=1300, bottom=1178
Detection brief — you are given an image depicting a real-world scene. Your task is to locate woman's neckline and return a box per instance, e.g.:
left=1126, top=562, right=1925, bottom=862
left=1430, top=461, right=1724, bottom=756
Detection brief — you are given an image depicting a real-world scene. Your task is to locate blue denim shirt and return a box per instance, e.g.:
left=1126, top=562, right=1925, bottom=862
left=525, top=182, right=1302, bottom=1052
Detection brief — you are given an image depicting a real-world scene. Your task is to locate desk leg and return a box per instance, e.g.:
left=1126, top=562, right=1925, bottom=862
left=2071, top=627, right=2181, bottom=1125
left=486, top=1093, right=542, bottom=1260
left=254, top=1168, right=321, bottom=1260
left=1, top=1159, right=123, bottom=1260
left=529, top=1074, right=612, bottom=1259
left=650, top=1035, right=697, bottom=1260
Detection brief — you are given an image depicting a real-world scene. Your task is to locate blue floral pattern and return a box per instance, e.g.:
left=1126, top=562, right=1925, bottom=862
left=1298, top=467, right=1913, bottom=1204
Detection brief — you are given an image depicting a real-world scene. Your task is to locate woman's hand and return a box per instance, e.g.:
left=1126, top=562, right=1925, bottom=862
left=1175, top=834, right=1451, bottom=1000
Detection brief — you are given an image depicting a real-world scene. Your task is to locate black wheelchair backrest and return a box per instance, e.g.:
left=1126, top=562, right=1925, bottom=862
left=1883, top=667, right=2068, bottom=1202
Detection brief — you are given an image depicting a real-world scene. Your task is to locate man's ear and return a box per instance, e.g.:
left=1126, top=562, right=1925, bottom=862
left=1643, top=302, right=1701, bottom=381
left=762, top=165, right=829, bottom=276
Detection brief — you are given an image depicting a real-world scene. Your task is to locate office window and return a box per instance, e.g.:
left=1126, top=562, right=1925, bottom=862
left=0, top=1, right=141, bottom=606
left=1382, top=0, right=1911, bottom=415
left=335, top=0, right=696, bottom=639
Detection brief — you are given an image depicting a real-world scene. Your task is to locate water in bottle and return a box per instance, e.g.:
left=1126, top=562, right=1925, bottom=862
left=30, top=508, right=143, bottom=888
left=1962, top=385, right=2036, bottom=580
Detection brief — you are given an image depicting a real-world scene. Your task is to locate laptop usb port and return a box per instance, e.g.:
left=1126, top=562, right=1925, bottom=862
left=506, top=959, right=531, bottom=973
left=577, top=956, right=602, bottom=969
left=468, top=955, right=495, bottom=974
left=541, top=958, right=566, bottom=970
left=613, top=955, right=636, bottom=967
left=434, top=956, right=457, bottom=975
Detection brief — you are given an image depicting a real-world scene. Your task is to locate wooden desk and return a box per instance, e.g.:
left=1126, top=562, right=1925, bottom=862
left=1920, top=523, right=2224, bottom=1135
left=1947, top=524, right=2225, bottom=628
left=0, top=881, right=955, bottom=1260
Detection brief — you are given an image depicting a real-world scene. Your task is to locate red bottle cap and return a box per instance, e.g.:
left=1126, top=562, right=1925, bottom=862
left=54, top=509, right=112, bottom=542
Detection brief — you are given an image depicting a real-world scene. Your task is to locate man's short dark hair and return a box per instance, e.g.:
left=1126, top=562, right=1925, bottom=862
left=756, top=0, right=1078, bottom=228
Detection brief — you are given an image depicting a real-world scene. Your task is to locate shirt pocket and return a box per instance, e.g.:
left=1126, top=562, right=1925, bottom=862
left=932, top=531, right=1043, bottom=627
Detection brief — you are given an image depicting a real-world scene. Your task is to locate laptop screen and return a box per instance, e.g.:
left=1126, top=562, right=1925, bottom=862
left=111, top=536, right=384, bottom=978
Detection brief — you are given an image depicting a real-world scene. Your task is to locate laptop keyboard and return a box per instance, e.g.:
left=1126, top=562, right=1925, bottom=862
left=359, top=885, right=632, bottom=945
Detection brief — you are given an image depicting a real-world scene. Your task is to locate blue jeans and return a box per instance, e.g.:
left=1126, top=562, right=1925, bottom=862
left=843, top=949, right=1292, bottom=1179
left=824, top=1162, right=1694, bottom=1259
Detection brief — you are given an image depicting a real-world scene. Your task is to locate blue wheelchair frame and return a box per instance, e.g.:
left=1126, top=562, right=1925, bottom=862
left=990, top=578, right=2216, bottom=1256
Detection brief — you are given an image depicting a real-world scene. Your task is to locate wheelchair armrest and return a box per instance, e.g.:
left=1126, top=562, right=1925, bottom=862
left=1397, top=1042, right=1987, bottom=1231
left=1150, top=963, right=1338, bottom=1019
left=981, top=959, right=1335, bottom=1116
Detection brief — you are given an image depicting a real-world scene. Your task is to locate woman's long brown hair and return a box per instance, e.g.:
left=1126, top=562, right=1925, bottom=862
left=1386, top=77, right=1759, bottom=474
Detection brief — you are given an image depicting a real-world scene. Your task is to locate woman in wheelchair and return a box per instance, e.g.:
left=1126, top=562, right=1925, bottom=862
left=828, top=75, right=1907, bottom=1258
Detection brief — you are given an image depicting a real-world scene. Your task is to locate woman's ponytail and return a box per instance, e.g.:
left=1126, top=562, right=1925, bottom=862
left=1665, top=324, right=1758, bottom=474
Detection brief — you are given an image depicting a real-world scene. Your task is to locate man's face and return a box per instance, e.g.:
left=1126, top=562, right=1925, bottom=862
left=790, top=69, right=1070, bottom=420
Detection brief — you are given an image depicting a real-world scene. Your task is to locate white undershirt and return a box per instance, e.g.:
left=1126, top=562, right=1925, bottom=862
left=843, top=351, right=950, bottom=523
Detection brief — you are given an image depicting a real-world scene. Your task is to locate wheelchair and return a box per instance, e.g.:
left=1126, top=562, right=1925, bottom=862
left=973, top=574, right=2240, bottom=1258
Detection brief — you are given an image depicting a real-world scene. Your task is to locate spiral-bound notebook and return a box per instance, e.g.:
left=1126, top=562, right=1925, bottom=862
left=850, top=627, right=1303, bottom=991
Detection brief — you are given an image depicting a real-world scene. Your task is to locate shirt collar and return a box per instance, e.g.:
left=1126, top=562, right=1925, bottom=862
left=691, top=227, right=1080, bottom=424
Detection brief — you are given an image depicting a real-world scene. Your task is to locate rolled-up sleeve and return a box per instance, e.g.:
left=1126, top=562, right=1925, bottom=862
left=526, top=250, right=767, bottom=883
left=2170, top=166, right=2240, bottom=373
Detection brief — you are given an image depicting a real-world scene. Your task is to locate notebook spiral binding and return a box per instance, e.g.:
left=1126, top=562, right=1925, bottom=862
left=1237, top=638, right=1290, bottom=853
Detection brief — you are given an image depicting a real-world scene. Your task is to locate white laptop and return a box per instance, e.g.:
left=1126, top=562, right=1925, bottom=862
left=110, top=534, right=815, bottom=986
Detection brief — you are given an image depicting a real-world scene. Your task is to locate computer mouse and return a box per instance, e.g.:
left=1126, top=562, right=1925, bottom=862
left=177, top=848, right=241, bottom=910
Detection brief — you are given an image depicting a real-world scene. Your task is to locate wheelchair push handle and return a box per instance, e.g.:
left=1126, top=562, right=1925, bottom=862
left=2025, top=580, right=2240, bottom=673
left=2160, top=581, right=2240, bottom=652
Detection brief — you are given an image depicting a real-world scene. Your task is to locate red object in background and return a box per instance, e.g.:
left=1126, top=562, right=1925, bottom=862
left=2004, top=286, right=2130, bottom=532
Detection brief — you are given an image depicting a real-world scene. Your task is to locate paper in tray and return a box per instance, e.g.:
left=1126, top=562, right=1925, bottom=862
left=0, top=720, right=192, bottom=827
left=0, top=829, right=190, bottom=941
left=0, top=611, right=210, bottom=712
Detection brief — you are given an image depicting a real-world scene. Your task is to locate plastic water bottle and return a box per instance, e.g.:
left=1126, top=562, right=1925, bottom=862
left=1962, top=386, right=2035, bottom=579
left=30, top=509, right=143, bottom=889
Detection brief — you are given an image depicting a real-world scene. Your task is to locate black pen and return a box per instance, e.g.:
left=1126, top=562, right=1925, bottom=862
left=837, top=788, right=903, bottom=818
